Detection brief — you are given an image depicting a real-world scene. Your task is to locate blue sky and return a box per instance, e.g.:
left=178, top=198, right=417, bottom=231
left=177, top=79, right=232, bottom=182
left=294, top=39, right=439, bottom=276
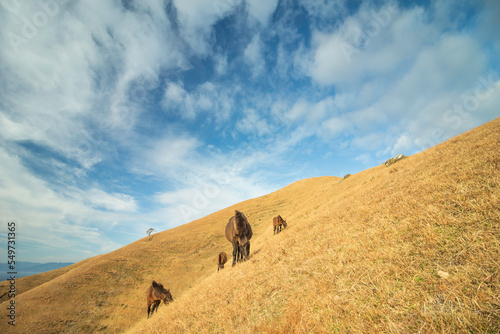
left=1, top=0, right=499, bottom=263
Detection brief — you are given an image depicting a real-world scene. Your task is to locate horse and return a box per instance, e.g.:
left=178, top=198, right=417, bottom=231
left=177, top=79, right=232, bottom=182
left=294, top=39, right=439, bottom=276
left=273, top=215, right=287, bottom=234
left=218, top=252, right=227, bottom=272
left=225, top=210, right=253, bottom=266
left=146, top=280, right=173, bottom=318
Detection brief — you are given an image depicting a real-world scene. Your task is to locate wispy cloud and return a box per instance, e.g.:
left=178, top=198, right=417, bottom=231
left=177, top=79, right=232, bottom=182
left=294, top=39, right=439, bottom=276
left=243, top=34, right=266, bottom=78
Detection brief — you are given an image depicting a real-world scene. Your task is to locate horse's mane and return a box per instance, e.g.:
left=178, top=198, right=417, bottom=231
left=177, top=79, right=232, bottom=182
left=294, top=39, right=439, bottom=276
left=234, top=210, right=247, bottom=234
left=152, top=281, right=164, bottom=291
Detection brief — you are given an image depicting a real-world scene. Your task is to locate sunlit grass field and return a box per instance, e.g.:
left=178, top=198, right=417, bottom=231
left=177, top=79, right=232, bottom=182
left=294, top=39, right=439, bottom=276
left=1, top=118, right=499, bottom=333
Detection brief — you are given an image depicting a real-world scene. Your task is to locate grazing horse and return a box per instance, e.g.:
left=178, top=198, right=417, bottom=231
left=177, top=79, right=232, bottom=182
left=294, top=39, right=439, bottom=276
left=146, top=281, right=173, bottom=318
left=225, top=210, right=253, bottom=266
left=273, top=215, right=287, bottom=234
left=218, top=252, right=227, bottom=272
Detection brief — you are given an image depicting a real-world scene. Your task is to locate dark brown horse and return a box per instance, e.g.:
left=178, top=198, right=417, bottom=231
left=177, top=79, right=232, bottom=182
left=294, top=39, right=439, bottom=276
left=225, top=210, right=253, bottom=266
left=146, top=281, right=173, bottom=318
left=218, top=252, right=227, bottom=272
left=273, top=215, right=287, bottom=234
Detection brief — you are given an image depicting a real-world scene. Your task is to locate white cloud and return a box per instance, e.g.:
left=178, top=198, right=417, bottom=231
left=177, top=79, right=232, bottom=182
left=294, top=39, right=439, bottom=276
left=477, top=0, right=500, bottom=52
left=247, top=0, right=278, bottom=26
left=163, top=82, right=197, bottom=119
left=367, top=33, right=493, bottom=153
left=275, top=44, right=290, bottom=78
left=214, top=53, right=229, bottom=75
left=1, top=6, right=97, bottom=166
left=163, top=81, right=234, bottom=122
left=286, top=97, right=335, bottom=124
left=0, top=0, right=219, bottom=261
left=353, top=153, right=371, bottom=165
left=244, top=34, right=265, bottom=77
left=133, top=135, right=202, bottom=177
left=165, top=82, right=188, bottom=104
left=286, top=99, right=309, bottom=121
left=349, top=107, right=387, bottom=133
left=304, top=1, right=499, bottom=159
left=153, top=172, right=275, bottom=226
left=0, top=0, right=187, bottom=171
left=309, top=32, right=356, bottom=85
left=236, top=108, right=272, bottom=137
left=391, top=134, right=413, bottom=155
left=320, top=117, right=351, bottom=139
left=307, top=3, right=447, bottom=87
left=379, top=34, right=487, bottom=117
left=85, top=189, right=138, bottom=212
left=352, top=132, right=387, bottom=151
left=0, top=146, right=125, bottom=262
left=173, top=0, right=239, bottom=55
left=301, top=0, right=348, bottom=26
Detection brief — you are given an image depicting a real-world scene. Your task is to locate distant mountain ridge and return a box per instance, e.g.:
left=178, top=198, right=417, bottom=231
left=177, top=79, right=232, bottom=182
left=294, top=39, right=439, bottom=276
left=0, top=262, right=73, bottom=281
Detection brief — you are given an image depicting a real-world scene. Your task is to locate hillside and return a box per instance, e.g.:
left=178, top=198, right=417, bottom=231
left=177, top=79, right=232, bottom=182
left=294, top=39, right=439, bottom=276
left=1, top=118, right=499, bottom=333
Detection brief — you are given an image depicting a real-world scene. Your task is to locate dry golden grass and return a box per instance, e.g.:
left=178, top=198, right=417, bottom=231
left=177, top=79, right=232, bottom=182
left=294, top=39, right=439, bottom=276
left=1, top=117, right=499, bottom=333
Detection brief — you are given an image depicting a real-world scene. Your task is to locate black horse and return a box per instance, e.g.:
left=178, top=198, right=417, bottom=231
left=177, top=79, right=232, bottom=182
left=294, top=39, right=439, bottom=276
left=225, top=210, right=253, bottom=266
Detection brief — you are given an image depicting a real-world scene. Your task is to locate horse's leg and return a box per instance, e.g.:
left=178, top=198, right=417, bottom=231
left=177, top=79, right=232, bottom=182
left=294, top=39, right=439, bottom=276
left=154, top=300, right=160, bottom=314
left=232, top=242, right=237, bottom=266
left=240, top=243, right=246, bottom=261
left=147, top=303, right=151, bottom=318
left=238, top=241, right=244, bottom=262
left=242, top=242, right=250, bottom=260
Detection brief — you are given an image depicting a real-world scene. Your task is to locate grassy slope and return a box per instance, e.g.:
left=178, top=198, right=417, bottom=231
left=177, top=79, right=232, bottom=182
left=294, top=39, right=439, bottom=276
left=1, top=118, right=499, bottom=333
left=128, top=117, right=500, bottom=333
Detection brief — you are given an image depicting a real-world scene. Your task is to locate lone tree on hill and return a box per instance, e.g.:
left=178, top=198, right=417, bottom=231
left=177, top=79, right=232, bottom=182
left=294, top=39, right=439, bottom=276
left=146, top=228, right=156, bottom=241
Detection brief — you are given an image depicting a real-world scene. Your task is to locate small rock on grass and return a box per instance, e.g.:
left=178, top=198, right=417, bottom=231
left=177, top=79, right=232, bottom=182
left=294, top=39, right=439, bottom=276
left=437, top=270, right=449, bottom=279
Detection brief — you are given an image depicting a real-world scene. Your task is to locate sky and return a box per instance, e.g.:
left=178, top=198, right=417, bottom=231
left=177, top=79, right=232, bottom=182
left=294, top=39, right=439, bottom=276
left=0, top=0, right=499, bottom=263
